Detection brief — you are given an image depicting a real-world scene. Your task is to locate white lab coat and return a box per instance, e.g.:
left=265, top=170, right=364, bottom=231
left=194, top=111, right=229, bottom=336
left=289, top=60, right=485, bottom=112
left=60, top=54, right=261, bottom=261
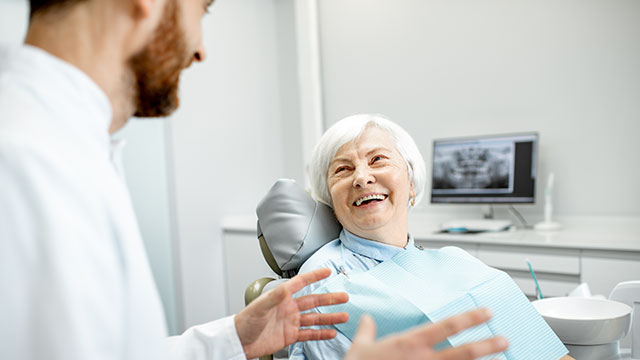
left=0, top=44, right=245, bottom=360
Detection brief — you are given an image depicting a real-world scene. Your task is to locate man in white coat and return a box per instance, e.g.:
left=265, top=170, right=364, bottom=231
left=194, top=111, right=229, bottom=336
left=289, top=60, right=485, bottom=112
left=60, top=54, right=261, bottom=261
left=0, top=0, right=508, bottom=359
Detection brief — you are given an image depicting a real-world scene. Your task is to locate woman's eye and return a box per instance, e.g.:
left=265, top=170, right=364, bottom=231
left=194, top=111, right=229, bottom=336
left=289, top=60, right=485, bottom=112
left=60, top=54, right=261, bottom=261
left=371, top=156, right=385, bottom=164
left=335, top=166, right=347, bottom=174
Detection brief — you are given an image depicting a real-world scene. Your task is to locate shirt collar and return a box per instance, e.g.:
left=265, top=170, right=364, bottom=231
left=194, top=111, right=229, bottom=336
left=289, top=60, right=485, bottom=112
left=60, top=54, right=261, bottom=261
left=339, top=229, right=415, bottom=262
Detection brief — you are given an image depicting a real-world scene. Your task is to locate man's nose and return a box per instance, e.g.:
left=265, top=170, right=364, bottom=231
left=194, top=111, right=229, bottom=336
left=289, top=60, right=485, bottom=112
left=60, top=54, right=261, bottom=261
left=352, top=167, right=375, bottom=188
left=194, top=43, right=207, bottom=63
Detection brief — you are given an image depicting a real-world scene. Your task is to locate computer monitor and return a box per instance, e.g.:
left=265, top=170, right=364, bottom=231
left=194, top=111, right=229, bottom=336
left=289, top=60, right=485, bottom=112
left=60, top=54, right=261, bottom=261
left=430, top=132, right=538, bottom=204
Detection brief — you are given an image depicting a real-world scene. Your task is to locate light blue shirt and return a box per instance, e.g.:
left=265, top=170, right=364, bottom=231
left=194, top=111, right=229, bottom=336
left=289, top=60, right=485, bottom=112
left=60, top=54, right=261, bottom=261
left=289, top=229, right=415, bottom=360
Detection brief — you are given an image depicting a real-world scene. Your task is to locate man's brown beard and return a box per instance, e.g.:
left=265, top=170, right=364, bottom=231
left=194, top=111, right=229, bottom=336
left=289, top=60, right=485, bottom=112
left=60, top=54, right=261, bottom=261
left=129, top=0, right=189, bottom=118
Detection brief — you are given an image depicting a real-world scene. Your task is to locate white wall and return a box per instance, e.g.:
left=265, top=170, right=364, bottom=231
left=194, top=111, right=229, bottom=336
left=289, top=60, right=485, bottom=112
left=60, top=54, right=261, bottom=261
left=317, top=0, right=640, bottom=219
left=275, top=0, right=305, bottom=184
left=0, top=0, right=28, bottom=43
left=167, top=0, right=301, bottom=324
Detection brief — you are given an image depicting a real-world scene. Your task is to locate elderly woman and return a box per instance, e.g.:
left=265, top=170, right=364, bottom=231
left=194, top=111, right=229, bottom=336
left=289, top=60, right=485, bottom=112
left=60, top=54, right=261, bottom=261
left=289, top=114, right=572, bottom=360
left=288, top=114, right=427, bottom=359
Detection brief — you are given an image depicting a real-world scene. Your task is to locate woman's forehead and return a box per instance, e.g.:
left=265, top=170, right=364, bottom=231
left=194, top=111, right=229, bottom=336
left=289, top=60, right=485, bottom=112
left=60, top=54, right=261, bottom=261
left=333, top=127, right=396, bottom=158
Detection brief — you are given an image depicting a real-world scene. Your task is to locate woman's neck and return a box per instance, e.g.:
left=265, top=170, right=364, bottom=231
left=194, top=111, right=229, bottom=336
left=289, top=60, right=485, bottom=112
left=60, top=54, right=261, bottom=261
left=350, top=225, right=409, bottom=248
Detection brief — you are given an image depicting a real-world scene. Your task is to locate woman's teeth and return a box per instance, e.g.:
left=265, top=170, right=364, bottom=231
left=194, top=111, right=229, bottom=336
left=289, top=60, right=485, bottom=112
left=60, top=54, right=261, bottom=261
left=354, top=194, right=386, bottom=206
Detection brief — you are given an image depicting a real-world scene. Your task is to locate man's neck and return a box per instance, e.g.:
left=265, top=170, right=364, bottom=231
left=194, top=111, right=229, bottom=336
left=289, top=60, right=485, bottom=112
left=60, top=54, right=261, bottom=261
left=25, top=8, right=135, bottom=134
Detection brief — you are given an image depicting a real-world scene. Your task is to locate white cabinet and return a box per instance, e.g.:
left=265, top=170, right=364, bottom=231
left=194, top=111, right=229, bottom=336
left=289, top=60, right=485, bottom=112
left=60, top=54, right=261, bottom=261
left=477, top=248, right=580, bottom=275
left=477, top=246, right=581, bottom=299
left=415, top=237, right=640, bottom=301
left=581, top=254, right=640, bottom=299
left=582, top=254, right=640, bottom=348
left=415, top=239, right=585, bottom=298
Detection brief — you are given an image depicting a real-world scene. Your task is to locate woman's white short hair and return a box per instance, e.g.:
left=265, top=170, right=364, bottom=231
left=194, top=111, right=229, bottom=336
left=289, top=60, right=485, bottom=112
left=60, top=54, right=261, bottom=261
left=308, top=114, right=427, bottom=208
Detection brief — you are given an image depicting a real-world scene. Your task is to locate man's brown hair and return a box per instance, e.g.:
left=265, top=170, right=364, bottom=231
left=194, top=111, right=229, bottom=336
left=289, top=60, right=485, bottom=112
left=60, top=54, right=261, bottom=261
left=29, top=0, right=88, bottom=19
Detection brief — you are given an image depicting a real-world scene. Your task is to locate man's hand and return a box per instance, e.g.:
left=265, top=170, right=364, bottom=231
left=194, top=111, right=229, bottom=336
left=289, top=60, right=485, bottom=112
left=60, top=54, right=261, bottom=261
left=234, top=268, right=348, bottom=359
left=345, top=309, right=509, bottom=360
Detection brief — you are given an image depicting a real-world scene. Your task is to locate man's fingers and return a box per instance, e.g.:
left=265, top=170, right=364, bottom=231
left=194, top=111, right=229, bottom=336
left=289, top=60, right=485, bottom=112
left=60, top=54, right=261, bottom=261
left=351, top=314, right=376, bottom=345
left=255, top=270, right=338, bottom=312
left=295, top=292, right=349, bottom=311
left=251, top=283, right=288, bottom=312
left=413, top=308, right=493, bottom=347
left=436, top=337, right=508, bottom=360
left=299, top=312, right=349, bottom=327
left=297, top=328, right=338, bottom=342
left=285, top=268, right=332, bottom=294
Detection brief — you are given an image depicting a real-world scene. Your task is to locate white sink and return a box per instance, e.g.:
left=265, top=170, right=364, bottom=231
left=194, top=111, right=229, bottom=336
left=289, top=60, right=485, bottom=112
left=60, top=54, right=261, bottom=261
left=532, top=297, right=632, bottom=345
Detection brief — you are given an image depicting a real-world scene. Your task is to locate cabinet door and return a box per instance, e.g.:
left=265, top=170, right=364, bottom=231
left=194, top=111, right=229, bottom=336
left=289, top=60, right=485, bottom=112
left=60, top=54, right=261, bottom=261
left=582, top=254, right=640, bottom=349
left=477, top=249, right=580, bottom=275
left=509, top=274, right=581, bottom=299
left=581, top=255, right=640, bottom=298
left=477, top=246, right=581, bottom=298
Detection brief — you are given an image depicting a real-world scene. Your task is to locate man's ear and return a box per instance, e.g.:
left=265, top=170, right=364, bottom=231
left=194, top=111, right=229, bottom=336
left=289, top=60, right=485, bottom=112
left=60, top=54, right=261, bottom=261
left=122, top=0, right=164, bottom=55
left=132, top=0, right=155, bottom=19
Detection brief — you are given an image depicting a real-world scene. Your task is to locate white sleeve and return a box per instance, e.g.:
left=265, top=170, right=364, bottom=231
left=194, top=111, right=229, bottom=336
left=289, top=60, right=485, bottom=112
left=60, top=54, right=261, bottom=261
left=165, top=315, right=247, bottom=360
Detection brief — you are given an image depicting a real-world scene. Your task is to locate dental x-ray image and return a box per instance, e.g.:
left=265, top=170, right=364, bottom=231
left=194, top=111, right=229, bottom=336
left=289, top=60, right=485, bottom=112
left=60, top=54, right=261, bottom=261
left=432, top=140, right=514, bottom=194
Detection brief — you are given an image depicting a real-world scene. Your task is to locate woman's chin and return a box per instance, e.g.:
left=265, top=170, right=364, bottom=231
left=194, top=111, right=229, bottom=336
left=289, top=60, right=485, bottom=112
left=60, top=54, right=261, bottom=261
left=349, top=217, right=390, bottom=234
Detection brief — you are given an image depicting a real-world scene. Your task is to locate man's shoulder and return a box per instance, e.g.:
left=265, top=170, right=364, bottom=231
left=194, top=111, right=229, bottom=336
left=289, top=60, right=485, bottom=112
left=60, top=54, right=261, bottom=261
left=0, top=68, right=55, bottom=141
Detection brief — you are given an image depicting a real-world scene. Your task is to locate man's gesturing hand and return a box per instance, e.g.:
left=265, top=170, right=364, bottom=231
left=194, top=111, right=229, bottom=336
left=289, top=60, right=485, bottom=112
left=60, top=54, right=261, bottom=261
left=345, top=308, right=509, bottom=360
left=234, top=268, right=348, bottom=359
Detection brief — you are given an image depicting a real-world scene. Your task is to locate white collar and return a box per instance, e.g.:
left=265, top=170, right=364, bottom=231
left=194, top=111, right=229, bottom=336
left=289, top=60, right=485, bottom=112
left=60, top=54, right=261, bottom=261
left=340, top=229, right=416, bottom=262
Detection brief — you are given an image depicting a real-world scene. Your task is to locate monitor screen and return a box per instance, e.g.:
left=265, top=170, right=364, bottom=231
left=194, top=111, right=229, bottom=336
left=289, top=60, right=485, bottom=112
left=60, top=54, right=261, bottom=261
left=430, top=133, right=538, bottom=204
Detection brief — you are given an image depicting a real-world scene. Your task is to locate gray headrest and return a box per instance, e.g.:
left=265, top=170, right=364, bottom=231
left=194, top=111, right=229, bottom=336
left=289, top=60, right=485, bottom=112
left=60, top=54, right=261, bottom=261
left=256, top=179, right=342, bottom=277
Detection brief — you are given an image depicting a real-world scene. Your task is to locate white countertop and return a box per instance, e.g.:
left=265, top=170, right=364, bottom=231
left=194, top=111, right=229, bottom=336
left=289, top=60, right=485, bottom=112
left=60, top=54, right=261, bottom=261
left=408, top=214, right=640, bottom=252
left=223, top=213, right=640, bottom=252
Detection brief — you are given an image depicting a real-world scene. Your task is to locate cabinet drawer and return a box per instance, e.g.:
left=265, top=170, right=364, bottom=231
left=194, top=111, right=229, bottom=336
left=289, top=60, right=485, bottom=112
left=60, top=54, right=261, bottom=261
left=477, top=249, right=580, bottom=275
left=512, top=276, right=580, bottom=298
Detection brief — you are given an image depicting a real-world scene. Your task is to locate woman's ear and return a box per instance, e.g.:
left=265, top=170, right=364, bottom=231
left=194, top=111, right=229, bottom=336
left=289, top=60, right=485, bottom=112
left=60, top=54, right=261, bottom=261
left=409, top=183, right=416, bottom=207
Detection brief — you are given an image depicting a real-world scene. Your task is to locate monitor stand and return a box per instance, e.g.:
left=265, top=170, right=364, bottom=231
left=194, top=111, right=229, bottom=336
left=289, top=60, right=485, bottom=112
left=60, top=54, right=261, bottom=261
left=441, top=205, right=513, bottom=233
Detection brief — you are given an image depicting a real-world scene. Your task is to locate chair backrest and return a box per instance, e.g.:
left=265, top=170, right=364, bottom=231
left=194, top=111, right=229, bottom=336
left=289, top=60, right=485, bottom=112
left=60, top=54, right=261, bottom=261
left=256, top=179, right=342, bottom=278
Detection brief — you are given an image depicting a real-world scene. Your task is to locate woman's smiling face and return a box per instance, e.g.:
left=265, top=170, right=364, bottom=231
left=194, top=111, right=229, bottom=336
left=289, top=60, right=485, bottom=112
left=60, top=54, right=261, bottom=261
left=327, top=126, right=415, bottom=246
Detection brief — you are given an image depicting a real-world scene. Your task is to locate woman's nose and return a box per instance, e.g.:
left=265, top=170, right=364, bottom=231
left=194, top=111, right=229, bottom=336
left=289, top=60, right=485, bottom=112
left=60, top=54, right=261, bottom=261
left=352, top=167, right=375, bottom=188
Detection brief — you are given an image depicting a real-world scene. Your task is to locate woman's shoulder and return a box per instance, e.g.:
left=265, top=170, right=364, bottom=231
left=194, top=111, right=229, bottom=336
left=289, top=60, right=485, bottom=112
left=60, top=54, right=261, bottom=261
left=293, top=239, right=343, bottom=298
left=298, top=238, right=343, bottom=275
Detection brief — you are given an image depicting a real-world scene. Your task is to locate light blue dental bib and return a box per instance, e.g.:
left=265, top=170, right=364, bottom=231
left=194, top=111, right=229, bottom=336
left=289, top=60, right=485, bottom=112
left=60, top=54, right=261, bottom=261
left=314, top=246, right=567, bottom=360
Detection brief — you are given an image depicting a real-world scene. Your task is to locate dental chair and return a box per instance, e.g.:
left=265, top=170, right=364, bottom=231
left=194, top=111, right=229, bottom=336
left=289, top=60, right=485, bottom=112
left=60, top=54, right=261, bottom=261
left=245, top=179, right=342, bottom=360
